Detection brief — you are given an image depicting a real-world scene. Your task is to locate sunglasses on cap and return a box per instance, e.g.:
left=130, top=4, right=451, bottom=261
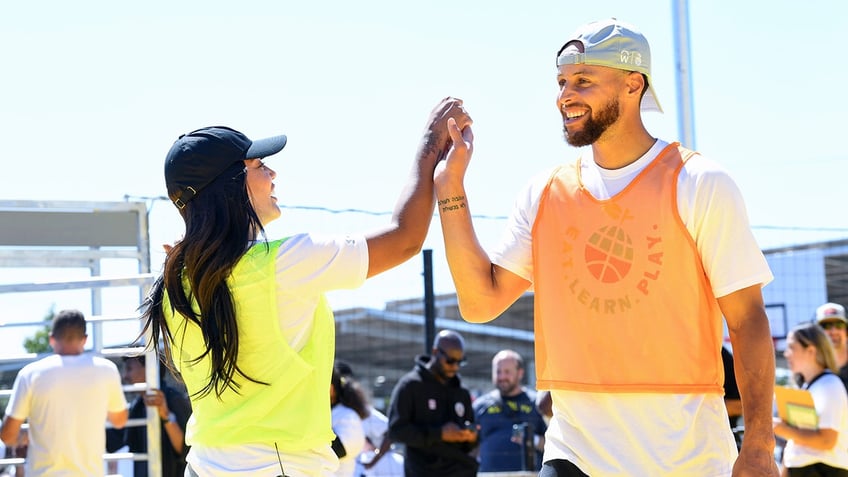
left=437, top=347, right=467, bottom=367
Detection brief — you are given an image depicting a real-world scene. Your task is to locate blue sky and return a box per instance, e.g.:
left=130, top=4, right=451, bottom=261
left=1, top=1, right=846, bottom=352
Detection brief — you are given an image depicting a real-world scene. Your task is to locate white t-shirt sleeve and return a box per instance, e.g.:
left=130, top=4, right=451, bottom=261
left=490, top=168, right=556, bottom=283
left=332, top=405, right=366, bottom=459
left=4, top=367, right=32, bottom=420
left=105, top=362, right=129, bottom=413
left=276, top=233, right=368, bottom=293
left=361, top=408, right=389, bottom=446
left=273, top=233, right=368, bottom=351
left=677, top=155, right=773, bottom=297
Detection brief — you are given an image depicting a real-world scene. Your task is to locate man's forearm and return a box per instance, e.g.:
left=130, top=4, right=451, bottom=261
left=163, top=419, right=185, bottom=454
left=729, top=316, right=776, bottom=451
left=436, top=184, right=503, bottom=322
left=0, top=417, right=21, bottom=447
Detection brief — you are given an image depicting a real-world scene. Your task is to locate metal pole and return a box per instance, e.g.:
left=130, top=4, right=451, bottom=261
left=145, top=350, right=163, bottom=477
left=423, top=250, right=436, bottom=354
left=672, top=0, right=697, bottom=150
left=90, top=256, right=103, bottom=353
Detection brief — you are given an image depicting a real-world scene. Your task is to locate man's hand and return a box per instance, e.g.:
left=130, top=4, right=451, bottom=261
left=441, top=421, right=477, bottom=443
left=143, top=388, right=170, bottom=420
left=732, top=446, right=779, bottom=476
left=419, top=97, right=472, bottom=165
left=434, top=116, right=474, bottom=190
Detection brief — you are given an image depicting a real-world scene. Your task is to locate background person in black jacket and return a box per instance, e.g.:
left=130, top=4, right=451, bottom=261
left=107, top=355, right=191, bottom=477
left=387, top=330, right=478, bottom=477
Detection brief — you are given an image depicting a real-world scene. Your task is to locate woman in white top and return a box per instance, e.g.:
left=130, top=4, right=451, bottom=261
left=775, top=322, right=848, bottom=476
left=331, top=367, right=367, bottom=477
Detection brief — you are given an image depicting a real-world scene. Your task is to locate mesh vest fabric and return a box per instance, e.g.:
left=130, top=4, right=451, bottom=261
left=532, top=144, right=724, bottom=394
left=163, top=238, right=336, bottom=449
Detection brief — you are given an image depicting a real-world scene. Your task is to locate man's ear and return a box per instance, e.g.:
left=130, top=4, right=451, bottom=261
left=624, top=71, right=646, bottom=102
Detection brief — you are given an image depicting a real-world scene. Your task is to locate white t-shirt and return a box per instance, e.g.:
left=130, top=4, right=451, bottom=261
left=491, top=140, right=774, bottom=476
left=186, top=232, right=369, bottom=477
left=361, top=408, right=389, bottom=449
left=332, top=404, right=366, bottom=477
left=5, top=353, right=127, bottom=477
left=783, top=373, right=848, bottom=470
left=354, top=408, right=405, bottom=477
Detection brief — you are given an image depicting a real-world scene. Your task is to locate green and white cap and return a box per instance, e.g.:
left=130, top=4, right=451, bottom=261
left=557, top=18, right=663, bottom=113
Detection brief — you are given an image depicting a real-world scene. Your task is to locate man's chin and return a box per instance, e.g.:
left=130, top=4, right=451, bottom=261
left=564, top=132, right=594, bottom=147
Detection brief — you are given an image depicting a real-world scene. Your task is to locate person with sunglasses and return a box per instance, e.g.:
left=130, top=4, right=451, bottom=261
left=387, top=330, right=478, bottom=477
left=816, top=303, right=848, bottom=392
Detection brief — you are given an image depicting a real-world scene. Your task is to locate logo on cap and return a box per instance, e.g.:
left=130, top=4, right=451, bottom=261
left=816, top=302, right=847, bottom=322
left=620, top=50, right=642, bottom=66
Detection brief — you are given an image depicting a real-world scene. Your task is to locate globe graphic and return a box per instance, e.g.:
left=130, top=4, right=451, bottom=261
left=584, top=225, right=634, bottom=283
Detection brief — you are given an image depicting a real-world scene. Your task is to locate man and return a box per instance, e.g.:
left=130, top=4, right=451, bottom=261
left=106, top=355, right=191, bottom=477
left=1, top=309, right=128, bottom=476
left=816, top=302, right=848, bottom=388
left=473, top=350, right=547, bottom=472
left=433, top=18, right=778, bottom=476
left=387, top=330, right=478, bottom=477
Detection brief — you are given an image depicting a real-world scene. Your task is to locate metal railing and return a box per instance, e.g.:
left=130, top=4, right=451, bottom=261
left=0, top=282, right=165, bottom=477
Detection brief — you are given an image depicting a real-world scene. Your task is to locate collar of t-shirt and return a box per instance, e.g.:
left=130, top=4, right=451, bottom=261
left=579, top=139, right=669, bottom=200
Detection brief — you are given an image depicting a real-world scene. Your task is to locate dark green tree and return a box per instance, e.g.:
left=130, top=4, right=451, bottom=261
left=23, top=306, right=55, bottom=354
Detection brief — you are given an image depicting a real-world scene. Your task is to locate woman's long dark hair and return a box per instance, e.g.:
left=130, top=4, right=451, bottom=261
left=141, top=162, right=268, bottom=399
left=331, top=368, right=370, bottom=419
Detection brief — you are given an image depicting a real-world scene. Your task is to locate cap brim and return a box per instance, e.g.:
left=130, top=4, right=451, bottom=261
left=641, top=85, right=663, bottom=113
left=245, top=134, right=287, bottom=159
left=818, top=317, right=848, bottom=324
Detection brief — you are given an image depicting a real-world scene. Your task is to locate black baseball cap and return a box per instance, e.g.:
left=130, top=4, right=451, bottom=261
left=164, top=126, right=287, bottom=209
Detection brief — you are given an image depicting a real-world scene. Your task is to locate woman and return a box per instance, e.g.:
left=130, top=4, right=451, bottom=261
left=141, top=98, right=470, bottom=476
left=330, top=367, right=368, bottom=477
left=775, top=322, right=848, bottom=476
left=335, top=361, right=405, bottom=477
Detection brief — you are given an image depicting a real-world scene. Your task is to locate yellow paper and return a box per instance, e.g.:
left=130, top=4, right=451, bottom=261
left=775, top=386, right=818, bottom=430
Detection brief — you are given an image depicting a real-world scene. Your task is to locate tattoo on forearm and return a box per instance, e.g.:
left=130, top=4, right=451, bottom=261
left=438, top=196, right=467, bottom=213
left=420, top=131, right=446, bottom=160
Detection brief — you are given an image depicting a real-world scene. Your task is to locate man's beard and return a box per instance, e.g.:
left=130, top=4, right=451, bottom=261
left=563, top=96, right=620, bottom=147
left=497, top=380, right=519, bottom=395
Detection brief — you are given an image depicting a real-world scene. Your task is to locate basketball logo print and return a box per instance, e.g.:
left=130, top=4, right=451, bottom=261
left=584, top=225, right=634, bottom=283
